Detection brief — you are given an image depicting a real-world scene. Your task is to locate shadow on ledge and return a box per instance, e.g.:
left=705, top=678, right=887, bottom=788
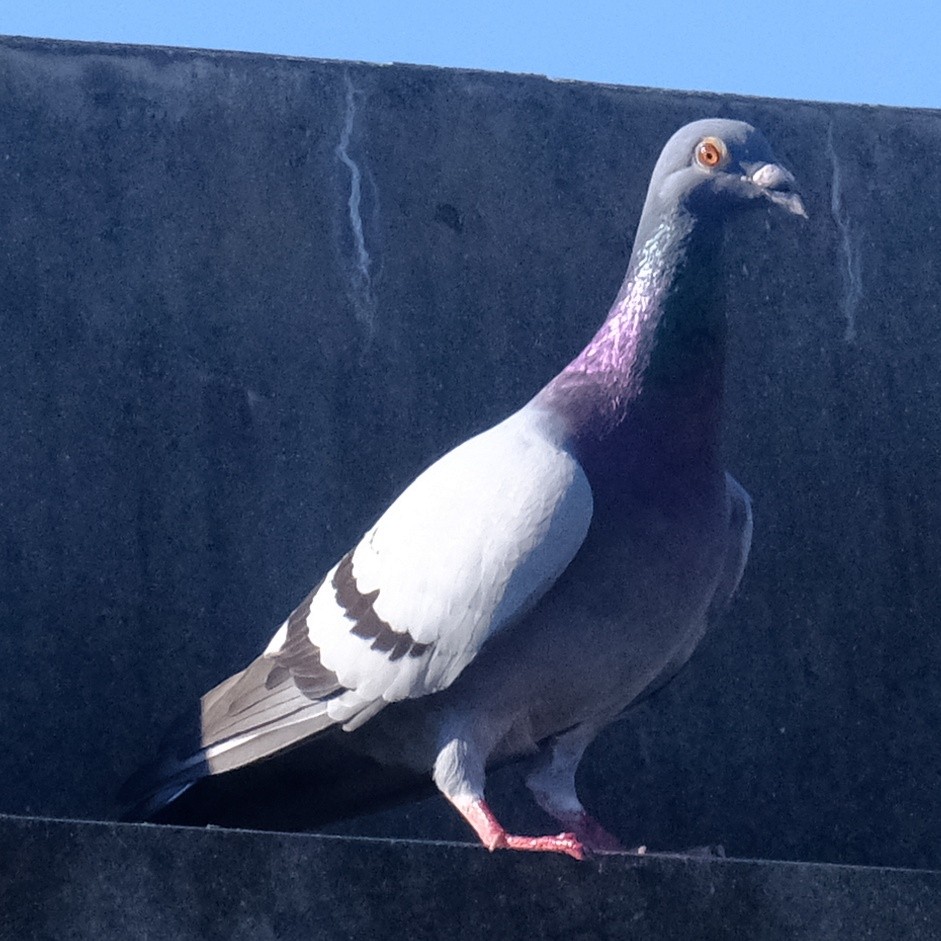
left=2, top=814, right=940, bottom=940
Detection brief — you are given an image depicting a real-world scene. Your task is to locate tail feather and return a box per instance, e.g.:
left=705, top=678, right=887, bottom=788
left=199, top=703, right=337, bottom=774
left=200, top=656, right=344, bottom=749
left=119, top=646, right=368, bottom=822
left=118, top=695, right=342, bottom=821
left=117, top=706, right=208, bottom=821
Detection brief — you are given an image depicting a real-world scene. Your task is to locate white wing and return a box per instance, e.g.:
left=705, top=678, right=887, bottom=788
left=198, top=405, right=593, bottom=772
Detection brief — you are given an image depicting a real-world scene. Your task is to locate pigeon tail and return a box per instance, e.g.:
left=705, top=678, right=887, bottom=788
left=118, top=695, right=343, bottom=821
left=117, top=707, right=208, bottom=821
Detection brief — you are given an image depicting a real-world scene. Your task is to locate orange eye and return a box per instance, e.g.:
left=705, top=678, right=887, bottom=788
left=696, top=137, right=726, bottom=169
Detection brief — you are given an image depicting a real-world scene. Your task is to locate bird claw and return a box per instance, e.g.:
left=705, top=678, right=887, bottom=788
left=546, top=809, right=630, bottom=855
left=501, top=830, right=587, bottom=861
left=459, top=798, right=589, bottom=859
left=574, top=820, right=629, bottom=855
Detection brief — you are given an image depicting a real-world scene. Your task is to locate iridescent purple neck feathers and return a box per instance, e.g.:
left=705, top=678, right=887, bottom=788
left=536, top=204, right=725, bottom=456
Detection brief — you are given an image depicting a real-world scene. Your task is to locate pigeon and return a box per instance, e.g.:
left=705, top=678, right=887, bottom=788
left=120, top=119, right=805, bottom=860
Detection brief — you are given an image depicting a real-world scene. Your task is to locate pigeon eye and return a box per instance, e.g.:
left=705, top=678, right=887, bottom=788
left=695, top=137, right=727, bottom=169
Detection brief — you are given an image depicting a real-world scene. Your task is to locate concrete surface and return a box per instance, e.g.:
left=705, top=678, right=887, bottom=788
left=3, top=815, right=941, bottom=941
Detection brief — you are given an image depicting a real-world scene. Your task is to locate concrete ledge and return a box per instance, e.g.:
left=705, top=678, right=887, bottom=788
left=2, top=814, right=940, bottom=940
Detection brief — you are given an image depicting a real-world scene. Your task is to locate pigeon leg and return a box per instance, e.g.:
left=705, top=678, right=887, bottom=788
left=526, top=723, right=630, bottom=854
left=536, top=806, right=630, bottom=854
left=453, top=795, right=587, bottom=861
left=434, top=736, right=586, bottom=860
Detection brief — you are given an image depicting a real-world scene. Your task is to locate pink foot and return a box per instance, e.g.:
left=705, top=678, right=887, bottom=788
left=558, top=811, right=629, bottom=854
left=457, top=798, right=587, bottom=861
left=501, top=831, right=587, bottom=861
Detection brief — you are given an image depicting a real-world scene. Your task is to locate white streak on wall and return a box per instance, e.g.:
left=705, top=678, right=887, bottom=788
left=826, top=123, right=863, bottom=343
left=336, top=72, right=376, bottom=333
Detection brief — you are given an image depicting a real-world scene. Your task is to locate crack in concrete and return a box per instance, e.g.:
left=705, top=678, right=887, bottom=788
left=336, top=72, right=376, bottom=333
left=826, top=122, right=863, bottom=343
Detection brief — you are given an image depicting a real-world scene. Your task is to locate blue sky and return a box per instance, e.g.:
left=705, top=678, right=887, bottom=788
left=2, top=1, right=938, bottom=109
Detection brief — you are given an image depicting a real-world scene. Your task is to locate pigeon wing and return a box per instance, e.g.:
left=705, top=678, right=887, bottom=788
left=198, top=407, right=593, bottom=773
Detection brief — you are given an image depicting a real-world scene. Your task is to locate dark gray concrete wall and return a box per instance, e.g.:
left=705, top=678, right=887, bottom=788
left=4, top=815, right=941, bottom=941
left=1, top=35, right=940, bottom=869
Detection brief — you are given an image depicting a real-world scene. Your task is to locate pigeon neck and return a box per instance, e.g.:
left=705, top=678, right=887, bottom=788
left=537, top=202, right=728, bottom=471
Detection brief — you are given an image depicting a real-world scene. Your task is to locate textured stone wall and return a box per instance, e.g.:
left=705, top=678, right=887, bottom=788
left=4, top=815, right=941, bottom=940
left=1, top=35, right=940, bottom=869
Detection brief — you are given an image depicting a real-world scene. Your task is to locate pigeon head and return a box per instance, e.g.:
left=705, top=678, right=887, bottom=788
left=643, top=118, right=806, bottom=221
left=539, top=118, right=804, bottom=456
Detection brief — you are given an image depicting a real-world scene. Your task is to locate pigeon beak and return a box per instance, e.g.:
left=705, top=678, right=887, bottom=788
left=746, top=162, right=807, bottom=218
